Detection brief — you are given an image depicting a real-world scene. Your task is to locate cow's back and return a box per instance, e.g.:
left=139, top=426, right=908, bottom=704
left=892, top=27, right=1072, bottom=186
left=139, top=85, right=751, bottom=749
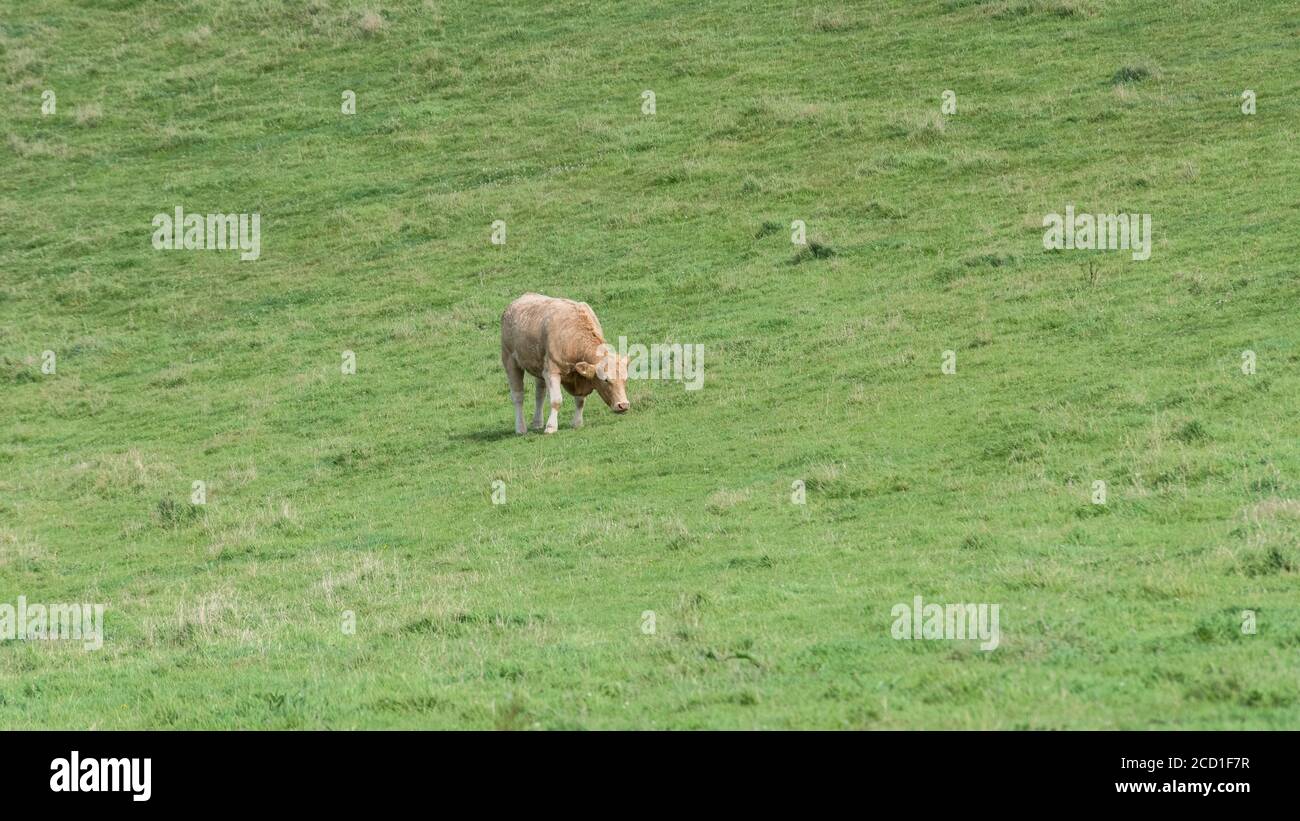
left=501, top=293, right=604, bottom=377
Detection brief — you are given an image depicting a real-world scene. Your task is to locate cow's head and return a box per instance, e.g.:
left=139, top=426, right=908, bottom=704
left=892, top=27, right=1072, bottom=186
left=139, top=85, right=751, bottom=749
left=574, top=345, right=630, bottom=413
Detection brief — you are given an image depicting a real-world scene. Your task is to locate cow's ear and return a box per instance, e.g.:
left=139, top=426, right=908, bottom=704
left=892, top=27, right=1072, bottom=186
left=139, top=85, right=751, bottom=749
left=573, top=361, right=598, bottom=378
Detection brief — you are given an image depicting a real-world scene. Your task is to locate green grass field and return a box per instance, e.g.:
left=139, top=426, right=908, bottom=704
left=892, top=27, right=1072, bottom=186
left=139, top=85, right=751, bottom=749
left=2, top=0, right=1299, bottom=729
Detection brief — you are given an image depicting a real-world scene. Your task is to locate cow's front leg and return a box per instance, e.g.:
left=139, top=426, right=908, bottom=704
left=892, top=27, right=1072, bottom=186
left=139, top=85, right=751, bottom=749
left=543, top=371, right=563, bottom=434
left=573, top=395, right=585, bottom=428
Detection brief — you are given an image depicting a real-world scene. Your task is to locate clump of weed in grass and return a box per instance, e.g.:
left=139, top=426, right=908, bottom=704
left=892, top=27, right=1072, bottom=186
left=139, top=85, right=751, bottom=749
left=1083, top=259, right=1102, bottom=287
left=729, top=689, right=761, bottom=705
left=707, top=488, right=750, bottom=513
left=933, top=264, right=965, bottom=285
left=413, top=50, right=462, bottom=89
left=73, top=103, right=102, bottom=127
left=890, top=111, right=947, bottom=143
left=1049, top=0, right=1095, bottom=16
left=153, top=124, right=208, bottom=150
left=791, top=240, right=836, bottom=264
left=489, top=661, right=525, bottom=681
left=7, top=134, right=68, bottom=159
left=990, top=0, right=1097, bottom=19
left=598, top=682, right=624, bottom=699
left=357, top=10, right=385, bottom=35
left=403, top=611, right=539, bottom=637
left=1, top=355, right=38, bottom=383
left=754, top=219, right=783, bottom=238
left=401, top=616, right=442, bottom=635
left=960, top=532, right=992, bottom=550
left=1111, top=63, right=1160, bottom=84
left=5, top=47, right=40, bottom=81
left=372, top=695, right=443, bottom=714
left=659, top=517, right=693, bottom=551
left=803, top=462, right=843, bottom=493
left=1074, top=501, right=1110, bottom=518
left=1192, top=608, right=1252, bottom=642
left=676, top=591, right=710, bottom=629
left=810, top=9, right=856, bottom=32
left=1238, top=547, right=1296, bottom=577
left=802, top=463, right=872, bottom=500
left=963, top=252, right=1015, bottom=269
left=726, top=101, right=778, bottom=138
left=494, top=693, right=532, bottom=730
left=1244, top=498, right=1300, bottom=522
left=705, top=641, right=763, bottom=668
left=0, top=529, right=52, bottom=571
left=182, top=26, right=211, bottom=47
left=651, top=168, right=689, bottom=186
left=1173, top=419, right=1208, bottom=443
left=149, top=365, right=190, bottom=389
left=1250, top=474, right=1283, bottom=493
left=864, top=200, right=906, bottom=219
left=1184, top=670, right=1294, bottom=707
left=156, top=497, right=202, bottom=529
left=326, top=444, right=373, bottom=471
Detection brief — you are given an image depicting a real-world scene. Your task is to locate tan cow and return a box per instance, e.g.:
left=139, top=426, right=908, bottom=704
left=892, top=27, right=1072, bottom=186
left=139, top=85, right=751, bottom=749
left=500, top=293, right=630, bottom=434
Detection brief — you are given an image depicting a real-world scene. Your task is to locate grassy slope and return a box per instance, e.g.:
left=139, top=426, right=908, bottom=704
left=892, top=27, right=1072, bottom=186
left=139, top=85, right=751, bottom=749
left=2, top=0, right=1299, bottom=728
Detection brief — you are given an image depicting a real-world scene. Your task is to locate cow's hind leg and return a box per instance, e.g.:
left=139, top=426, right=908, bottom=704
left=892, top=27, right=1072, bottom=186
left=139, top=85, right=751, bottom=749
left=504, top=355, right=527, bottom=435
left=532, top=375, right=545, bottom=430
left=573, top=395, right=585, bottom=428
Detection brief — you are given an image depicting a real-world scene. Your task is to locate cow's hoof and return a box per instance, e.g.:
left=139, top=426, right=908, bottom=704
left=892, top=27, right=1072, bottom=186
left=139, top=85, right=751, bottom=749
left=543, top=426, right=557, bottom=435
